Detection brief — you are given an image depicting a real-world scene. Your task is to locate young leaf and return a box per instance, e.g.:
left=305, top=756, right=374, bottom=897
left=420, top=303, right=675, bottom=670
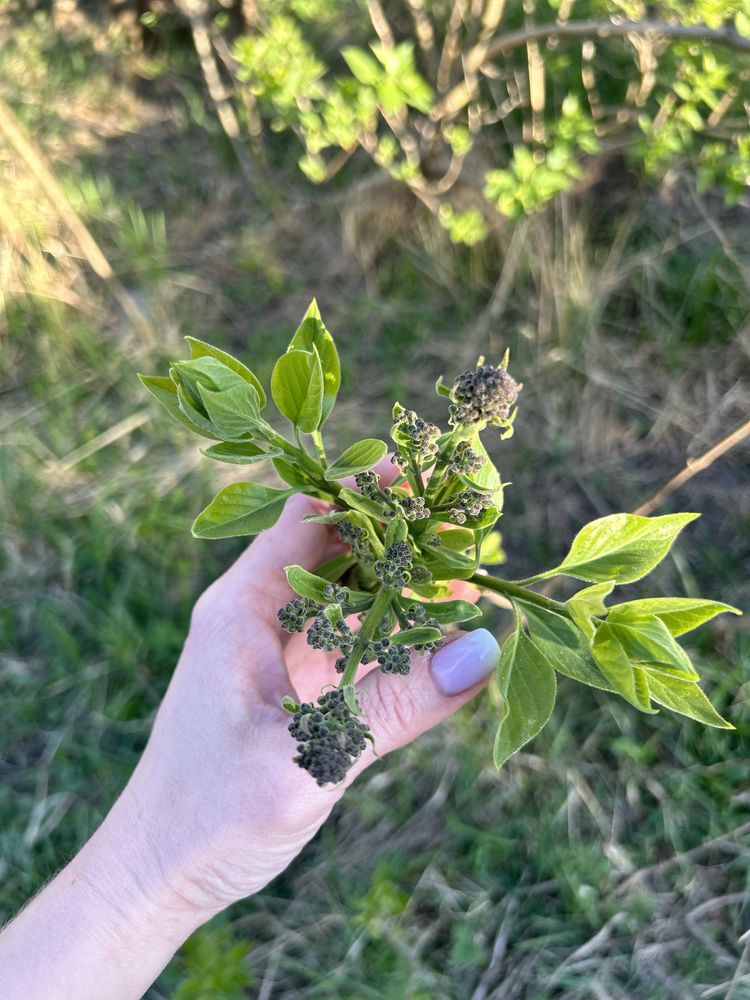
left=397, top=597, right=481, bottom=625
left=394, top=626, right=443, bottom=646
left=273, top=456, right=311, bottom=488
left=646, top=672, right=733, bottom=729
left=591, top=624, right=656, bottom=712
left=325, top=439, right=388, bottom=480
left=197, top=382, right=262, bottom=440
left=285, top=565, right=331, bottom=603
left=422, top=547, right=477, bottom=580
left=480, top=530, right=505, bottom=566
left=200, top=442, right=282, bottom=465
left=338, top=487, right=387, bottom=519
left=522, top=604, right=616, bottom=693
left=185, top=336, right=266, bottom=407
left=605, top=597, right=741, bottom=637
left=567, top=580, right=616, bottom=639
left=288, top=300, right=340, bottom=423
left=176, top=385, right=218, bottom=437
left=537, top=512, right=699, bottom=584
left=271, top=348, right=324, bottom=432
left=494, top=619, right=556, bottom=768
left=138, top=374, right=216, bottom=439
left=604, top=611, right=697, bottom=678
left=191, top=483, right=294, bottom=539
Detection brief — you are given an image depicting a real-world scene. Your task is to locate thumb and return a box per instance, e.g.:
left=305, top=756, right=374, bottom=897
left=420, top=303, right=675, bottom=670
left=353, top=629, right=501, bottom=763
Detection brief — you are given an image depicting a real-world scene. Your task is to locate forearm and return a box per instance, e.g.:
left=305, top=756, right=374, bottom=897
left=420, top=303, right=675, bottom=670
left=0, top=783, right=208, bottom=1000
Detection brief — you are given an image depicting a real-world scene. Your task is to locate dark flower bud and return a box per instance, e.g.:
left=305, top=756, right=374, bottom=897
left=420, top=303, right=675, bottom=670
left=449, top=489, right=493, bottom=523
left=395, top=496, right=431, bottom=521
left=392, top=408, right=441, bottom=463
left=336, top=519, right=372, bottom=560
left=323, top=583, right=349, bottom=605
left=289, top=689, right=370, bottom=786
left=376, top=640, right=412, bottom=675
left=448, top=441, right=486, bottom=475
left=374, top=540, right=414, bottom=589
left=354, top=471, right=381, bottom=500
left=278, top=597, right=321, bottom=633
left=449, top=364, right=520, bottom=427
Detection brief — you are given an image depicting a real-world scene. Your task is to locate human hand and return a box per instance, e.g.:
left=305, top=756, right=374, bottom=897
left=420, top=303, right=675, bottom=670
left=118, top=466, right=500, bottom=922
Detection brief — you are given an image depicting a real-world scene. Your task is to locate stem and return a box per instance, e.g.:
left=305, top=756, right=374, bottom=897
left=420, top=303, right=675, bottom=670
left=311, top=430, right=328, bottom=467
left=340, top=586, right=393, bottom=686
left=469, top=573, right=570, bottom=616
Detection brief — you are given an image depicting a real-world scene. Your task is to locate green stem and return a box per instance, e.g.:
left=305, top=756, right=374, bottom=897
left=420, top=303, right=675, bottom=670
left=311, top=430, right=328, bottom=466
left=469, top=573, right=570, bottom=616
left=340, top=586, right=393, bottom=686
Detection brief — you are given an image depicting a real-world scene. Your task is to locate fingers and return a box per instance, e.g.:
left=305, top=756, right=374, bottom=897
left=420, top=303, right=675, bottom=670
left=351, top=629, right=500, bottom=769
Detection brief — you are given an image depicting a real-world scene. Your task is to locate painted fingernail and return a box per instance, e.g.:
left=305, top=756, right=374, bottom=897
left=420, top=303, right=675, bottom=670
left=430, top=629, right=500, bottom=696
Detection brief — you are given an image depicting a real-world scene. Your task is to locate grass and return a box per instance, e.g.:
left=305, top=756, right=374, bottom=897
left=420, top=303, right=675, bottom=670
left=1, top=9, right=749, bottom=999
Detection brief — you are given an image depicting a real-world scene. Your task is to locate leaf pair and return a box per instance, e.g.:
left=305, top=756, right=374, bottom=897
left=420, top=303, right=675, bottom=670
left=271, top=300, right=340, bottom=433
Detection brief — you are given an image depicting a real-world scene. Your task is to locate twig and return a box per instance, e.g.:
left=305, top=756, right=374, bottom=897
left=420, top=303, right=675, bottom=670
left=633, top=416, right=750, bottom=516
left=0, top=95, right=149, bottom=332
left=175, top=0, right=254, bottom=181
left=434, top=17, right=750, bottom=122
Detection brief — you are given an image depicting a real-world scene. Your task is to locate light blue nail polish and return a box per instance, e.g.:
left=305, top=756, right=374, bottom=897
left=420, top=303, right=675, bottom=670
left=430, top=628, right=501, bottom=696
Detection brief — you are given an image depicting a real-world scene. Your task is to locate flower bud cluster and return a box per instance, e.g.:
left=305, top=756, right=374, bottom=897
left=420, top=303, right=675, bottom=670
left=370, top=637, right=412, bottom=675
left=449, top=364, right=520, bottom=427
left=336, top=519, right=372, bottom=560
left=448, top=441, right=486, bottom=476
left=289, top=689, right=370, bottom=785
left=278, top=597, right=322, bottom=633
left=393, top=495, right=431, bottom=522
left=392, top=408, right=440, bottom=465
left=405, top=603, right=444, bottom=653
left=307, top=613, right=355, bottom=656
left=449, top=489, right=493, bottom=524
left=374, top=540, right=413, bottom=589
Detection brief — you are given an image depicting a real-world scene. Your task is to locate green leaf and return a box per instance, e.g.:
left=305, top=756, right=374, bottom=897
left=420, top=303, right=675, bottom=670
left=646, top=672, right=733, bottom=729
left=342, top=46, right=382, bottom=86
left=480, top=530, right=505, bottom=566
left=288, top=300, right=340, bottom=424
left=408, top=580, right=453, bottom=599
left=191, top=482, right=294, bottom=539
left=605, top=597, right=741, bottom=637
left=604, top=610, right=697, bottom=678
left=494, top=620, right=556, bottom=768
left=397, top=597, right=481, bottom=625
left=522, top=604, right=615, bottom=693
left=395, top=626, right=443, bottom=646
left=176, top=385, right=218, bottom=437
left=338, top=487, right=387, bottom=519
left=285, top=565, right=331, bottom=603
left=567, top=580, right=615, bottom=639
left=325, top=439, right=388, bottom=480
left=197, top=382, right=262, bottom=440
left=185, top=336, right=266, bottom=407
left=271, top=348, right=324, bottom=432
left=540, top=512, right=700, bottom=584
left=422, top=547, right=477, bottom=580
left=200, top=442, right=282, bottom=465
left=138, top=373, right=216, bottom=439
left=591, top=624, right=656, bottom=712
left=272, top=456, right=311, bottom=488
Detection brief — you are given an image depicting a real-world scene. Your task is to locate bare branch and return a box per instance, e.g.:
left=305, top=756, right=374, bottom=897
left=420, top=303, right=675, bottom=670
left=633, top=416, right=750, bottom=516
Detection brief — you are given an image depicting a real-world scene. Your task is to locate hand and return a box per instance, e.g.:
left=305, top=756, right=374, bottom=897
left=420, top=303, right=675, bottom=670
left=125, top=487, right=500, bottom=917
left=0, top=466, right=500, bottom=1000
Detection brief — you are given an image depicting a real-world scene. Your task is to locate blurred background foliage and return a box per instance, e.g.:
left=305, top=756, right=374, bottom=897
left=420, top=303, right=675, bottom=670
left=1, top=0, right=749, bottom=997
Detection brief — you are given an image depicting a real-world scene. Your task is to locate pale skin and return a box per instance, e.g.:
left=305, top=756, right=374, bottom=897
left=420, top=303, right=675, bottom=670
left=0, top=459, right=499, bottom=1000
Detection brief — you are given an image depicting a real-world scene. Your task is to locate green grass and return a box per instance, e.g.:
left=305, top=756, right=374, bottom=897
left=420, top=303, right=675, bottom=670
left=1, top=10, right=749, bottom=999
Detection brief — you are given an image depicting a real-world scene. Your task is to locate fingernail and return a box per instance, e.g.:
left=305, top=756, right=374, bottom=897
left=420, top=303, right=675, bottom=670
left=430, top=629, right=500, bottom=696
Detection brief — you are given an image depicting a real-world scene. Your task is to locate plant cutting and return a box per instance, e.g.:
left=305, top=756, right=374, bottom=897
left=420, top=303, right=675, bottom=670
left=139, top=302, right=740, bottom=786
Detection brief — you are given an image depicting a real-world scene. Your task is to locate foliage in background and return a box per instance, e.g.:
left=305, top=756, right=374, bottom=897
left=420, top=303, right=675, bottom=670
left=216, top=0, right=750, bottom=241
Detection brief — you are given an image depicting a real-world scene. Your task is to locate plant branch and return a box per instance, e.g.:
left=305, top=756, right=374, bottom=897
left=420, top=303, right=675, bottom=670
left=340, top=586, right=393, bottom=685
left=469, top=572, right=570, bottom=616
